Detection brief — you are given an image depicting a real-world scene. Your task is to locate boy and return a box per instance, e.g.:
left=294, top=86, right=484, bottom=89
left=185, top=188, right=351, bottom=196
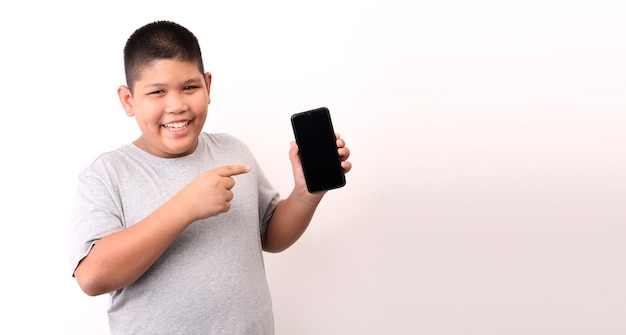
left=68, top=20, right=351, bottom=334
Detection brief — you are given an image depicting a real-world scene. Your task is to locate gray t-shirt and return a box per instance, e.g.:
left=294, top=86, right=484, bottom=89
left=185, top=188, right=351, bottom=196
left=68, top=132, right=280, bottom=334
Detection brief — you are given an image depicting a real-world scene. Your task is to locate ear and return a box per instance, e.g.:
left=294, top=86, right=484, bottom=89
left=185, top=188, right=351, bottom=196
left=117, top=85, right=135, bottom=117
left=204, top=72, right=212, bottom=105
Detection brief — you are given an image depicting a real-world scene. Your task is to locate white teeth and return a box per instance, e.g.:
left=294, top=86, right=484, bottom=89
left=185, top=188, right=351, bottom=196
left=163, top=121, right=190, bottom=130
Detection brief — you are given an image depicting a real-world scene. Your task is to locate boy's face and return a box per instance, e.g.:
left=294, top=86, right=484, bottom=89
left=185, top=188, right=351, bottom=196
left=118, top=59, right=212, bottom=158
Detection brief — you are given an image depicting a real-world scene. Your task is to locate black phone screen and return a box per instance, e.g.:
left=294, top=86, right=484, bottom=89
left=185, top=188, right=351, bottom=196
left=291, top=107, right=346, bottom=193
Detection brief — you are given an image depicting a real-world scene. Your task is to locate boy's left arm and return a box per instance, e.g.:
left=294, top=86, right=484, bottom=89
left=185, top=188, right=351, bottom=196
left=261, top=134, right=351, bottom=253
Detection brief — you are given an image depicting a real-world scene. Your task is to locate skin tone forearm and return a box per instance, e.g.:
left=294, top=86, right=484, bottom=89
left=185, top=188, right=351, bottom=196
left=262, top=189, right=324, bottom=253
left=262, top=136, right=351, bottom=252
left=73, top=164, right=250, bottom=296
left=73, top=198, right=192, bottom=296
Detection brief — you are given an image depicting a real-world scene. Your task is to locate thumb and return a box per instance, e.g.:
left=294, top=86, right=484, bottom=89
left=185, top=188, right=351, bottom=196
left=216, top=164, right=251, bottom=177
left=289, top=141, right=303, bottom=172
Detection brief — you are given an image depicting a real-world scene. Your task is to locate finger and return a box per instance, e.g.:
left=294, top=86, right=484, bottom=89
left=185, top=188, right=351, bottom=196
left=288, top=141, right=302, bottom=169
left=338, top=146, right=350, bottom=160
left=216, top=164, right=251, bottom=177
left=225, top=189, right=234, bottom=202
left=341, top=160, right=352, bottom=174
left=289, top=141, right=299, bottom=156
left=223, top=177, right=236, bottom=190
left=336, top=138, right=345, bottom=148
left=220, top=201, right=231, bottom=214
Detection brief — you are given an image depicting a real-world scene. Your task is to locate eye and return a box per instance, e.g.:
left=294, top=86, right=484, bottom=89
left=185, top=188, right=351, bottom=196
left=183, top=85, right=199, bottom=91
left=149, top=89, right=165, bottom=95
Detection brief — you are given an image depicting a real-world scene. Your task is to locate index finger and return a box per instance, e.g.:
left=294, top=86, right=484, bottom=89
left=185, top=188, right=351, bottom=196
left=215, top=164, right=251, bottom=177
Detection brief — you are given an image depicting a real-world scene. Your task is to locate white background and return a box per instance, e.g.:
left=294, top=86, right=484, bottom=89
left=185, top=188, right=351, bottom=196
left=1, top=1, right=625, bottom=334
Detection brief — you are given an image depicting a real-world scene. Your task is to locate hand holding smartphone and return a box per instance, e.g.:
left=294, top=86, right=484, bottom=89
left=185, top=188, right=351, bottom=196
left=291, top=107, right=346, bottom=193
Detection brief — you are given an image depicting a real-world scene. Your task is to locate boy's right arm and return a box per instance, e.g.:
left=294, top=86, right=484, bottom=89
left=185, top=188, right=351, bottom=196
left=73, top=165, right=250, bottom=296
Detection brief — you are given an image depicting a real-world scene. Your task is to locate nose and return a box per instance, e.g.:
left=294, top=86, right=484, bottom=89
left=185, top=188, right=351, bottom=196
left=164, top=91, right=188, bottom=114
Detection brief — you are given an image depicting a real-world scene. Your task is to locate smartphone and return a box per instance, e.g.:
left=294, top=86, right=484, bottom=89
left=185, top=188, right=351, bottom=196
left=291, top=107, right=346, bottom=193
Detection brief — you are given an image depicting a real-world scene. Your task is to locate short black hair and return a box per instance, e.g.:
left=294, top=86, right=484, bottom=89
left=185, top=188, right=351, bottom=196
left=123, top=20, right=205, bottom=91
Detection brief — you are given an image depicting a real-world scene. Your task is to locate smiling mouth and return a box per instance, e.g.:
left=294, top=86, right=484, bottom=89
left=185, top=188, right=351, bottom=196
left=163, top=121, right=191, bottom=131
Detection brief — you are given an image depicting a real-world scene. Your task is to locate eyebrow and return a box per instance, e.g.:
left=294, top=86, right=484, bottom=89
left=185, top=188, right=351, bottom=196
left=141, top=78, right=202, bottom=90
